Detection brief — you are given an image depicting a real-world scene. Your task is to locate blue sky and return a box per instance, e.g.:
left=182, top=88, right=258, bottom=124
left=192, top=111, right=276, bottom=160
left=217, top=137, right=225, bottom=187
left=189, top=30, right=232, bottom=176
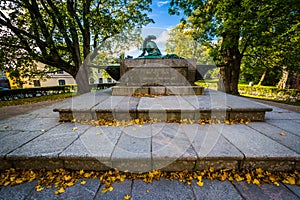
left=126, top=1, right=185, bottom=57
left=147, top=0, right=184, bottom=29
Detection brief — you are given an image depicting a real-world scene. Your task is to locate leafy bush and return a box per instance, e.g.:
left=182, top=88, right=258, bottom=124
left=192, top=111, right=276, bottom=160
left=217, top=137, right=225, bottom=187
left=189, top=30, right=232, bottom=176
left=238, top=85, right=300, bottom=102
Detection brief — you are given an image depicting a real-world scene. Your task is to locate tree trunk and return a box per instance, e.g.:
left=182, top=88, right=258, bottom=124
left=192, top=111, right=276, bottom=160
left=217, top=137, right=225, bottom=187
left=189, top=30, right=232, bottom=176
left=217, top=32, right=242, bottom=95
left=277, top=68, right=289, bottom=89
left=69, top=64, right=91, bottom=95
left=258, top=68, right=268, bottom=86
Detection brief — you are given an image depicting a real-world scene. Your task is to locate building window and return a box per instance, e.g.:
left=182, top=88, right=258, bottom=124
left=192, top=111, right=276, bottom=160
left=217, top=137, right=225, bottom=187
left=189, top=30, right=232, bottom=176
left=57, top=70, right=64, bottom=74
left=107, top=78, right=112, bottom=83
left=99, top=78, right=103, bottom=83
left=33, top=80, right=41, bottom=87
left=58, top=79, right=66, bottom=86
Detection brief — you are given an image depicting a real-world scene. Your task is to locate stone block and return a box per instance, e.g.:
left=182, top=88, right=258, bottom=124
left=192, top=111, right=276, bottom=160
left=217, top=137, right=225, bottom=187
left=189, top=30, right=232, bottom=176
left=64, top=158, right=111, bottom=171
left=196, top=159, right=240, bottom=171
left=149, top=87, right=166, bottom=95
left=0, top=159, right=12, bottom=170
left=10, top=157, right=64, bottom=170
left=193, top=86, right=204, bottom=95
left=112, top=86, right=149, bottom=96
left=95, top=110, right=114, bottom=120
left=242, top=159, right=296, bottom=171
left=229, top=111, right=266, bottom=121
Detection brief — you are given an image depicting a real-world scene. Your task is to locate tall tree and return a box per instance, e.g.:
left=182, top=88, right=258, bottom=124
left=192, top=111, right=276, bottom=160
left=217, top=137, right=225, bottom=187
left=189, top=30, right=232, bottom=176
left=165, top=24, right=214, bottom=65
left=169, top=0, right=300, bottom=95
left=0, top=0, right=153, bottom=94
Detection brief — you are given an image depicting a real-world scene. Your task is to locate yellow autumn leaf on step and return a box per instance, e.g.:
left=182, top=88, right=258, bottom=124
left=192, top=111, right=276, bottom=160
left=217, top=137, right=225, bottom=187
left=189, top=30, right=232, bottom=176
left=79, top=169, right=84, bottom=175
left=84, top=172, right=92, bottom=178
left=124, top=194, right=131, bottom=200
left=134, top=119, right=140, bottom=124
left=54, top=187, right=65, bottom=195
left=274, top=182, right=280, bottom=186
left=3, top=125, right=9, bottom=129
left=66, top=182, right=74, bottom=187
left=245, top=173, right=251, bottom=183
left=72, top=127, right=78, bottom=131
left=197, top=176, right=202, bottom=181
left=253, top=179, right=260, bottom=185
left=283, top=176, right=296, bottom=185
left=197, top=181, right=204, bottom=187
left=81, top=180, right=86, bottom=185
left=280, top=132, right=286, bottom=136
left=234, top=174, right=244, bottom=182
left=36, top=185, right=44, bottom=192
left=102, top=186, right=114, bottom=193
left=64, top=175, right=72, bottom=181
left=146, top=189, right=150, bottom=193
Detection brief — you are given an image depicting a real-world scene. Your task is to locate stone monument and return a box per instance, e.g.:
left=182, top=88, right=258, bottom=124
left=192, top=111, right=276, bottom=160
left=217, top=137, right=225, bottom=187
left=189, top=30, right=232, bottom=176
left=111, top=35, right=204, bottom=96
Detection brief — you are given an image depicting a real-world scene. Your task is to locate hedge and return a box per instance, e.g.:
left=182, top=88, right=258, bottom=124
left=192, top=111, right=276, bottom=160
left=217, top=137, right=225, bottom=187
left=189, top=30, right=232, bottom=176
left=238, top=85, right=300, bottom=102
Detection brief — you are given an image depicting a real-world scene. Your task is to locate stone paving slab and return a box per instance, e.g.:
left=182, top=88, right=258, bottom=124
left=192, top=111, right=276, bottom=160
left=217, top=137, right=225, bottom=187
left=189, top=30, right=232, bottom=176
left=247, top=122, right=300, bottom=153
left=234, top=181, right=300, bottom=200
left=1, top=178, right=299, bottom=200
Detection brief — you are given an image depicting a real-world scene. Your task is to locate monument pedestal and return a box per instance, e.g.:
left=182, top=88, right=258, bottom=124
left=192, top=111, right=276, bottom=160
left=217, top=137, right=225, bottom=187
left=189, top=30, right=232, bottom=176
left=112, top=58, right=204, bottom=96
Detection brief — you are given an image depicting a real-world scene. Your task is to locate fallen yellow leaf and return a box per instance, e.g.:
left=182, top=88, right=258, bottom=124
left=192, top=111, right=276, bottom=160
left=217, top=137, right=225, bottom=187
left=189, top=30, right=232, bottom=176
left=81, top=180, right=86, bottom=185
left=3, top=125, right=9, bottom=129
left=36, top=185, right=44, bottom=192
left=197, top=181, right=204, bottom=187
left=280, top=132, right=286, bottom=136
left=54, top=187, right=65, bottom=195
left=124, top=194, right=131, bottom=200
left=72, top=127, right=78, bottom=131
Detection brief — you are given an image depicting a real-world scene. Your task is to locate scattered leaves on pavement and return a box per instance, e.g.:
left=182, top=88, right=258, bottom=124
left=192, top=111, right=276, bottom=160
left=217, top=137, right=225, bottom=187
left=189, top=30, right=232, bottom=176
left=75, top=118, right=252, bottom=128
left=0, top=168, right=299, bottom=195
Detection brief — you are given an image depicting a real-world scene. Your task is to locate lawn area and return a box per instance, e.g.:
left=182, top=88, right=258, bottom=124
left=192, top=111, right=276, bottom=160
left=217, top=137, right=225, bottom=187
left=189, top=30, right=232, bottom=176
left=0, top=93, right=74, bottom=108
left=195, top=79, right=300, bottom=106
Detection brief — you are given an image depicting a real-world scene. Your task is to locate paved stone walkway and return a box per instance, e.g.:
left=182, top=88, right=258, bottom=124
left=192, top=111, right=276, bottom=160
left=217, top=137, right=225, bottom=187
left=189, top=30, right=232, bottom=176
left=0, top=178, right=299, bottom=200
left=0, top=89, right=299, bottom=199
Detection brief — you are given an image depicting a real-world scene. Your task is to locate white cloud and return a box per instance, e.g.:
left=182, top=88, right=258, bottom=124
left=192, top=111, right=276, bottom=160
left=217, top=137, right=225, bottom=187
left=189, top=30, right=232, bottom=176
left=157, top=1, right=169, bottom=7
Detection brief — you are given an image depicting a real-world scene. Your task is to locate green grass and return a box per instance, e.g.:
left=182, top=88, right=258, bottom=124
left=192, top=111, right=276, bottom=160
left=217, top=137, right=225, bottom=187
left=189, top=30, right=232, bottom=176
left=0, top=93, right=74, bottom=108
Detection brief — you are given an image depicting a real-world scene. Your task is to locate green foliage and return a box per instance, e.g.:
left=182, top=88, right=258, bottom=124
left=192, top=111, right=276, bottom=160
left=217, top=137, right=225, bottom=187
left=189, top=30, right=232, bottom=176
left=239, top=85, right=300, bottom=102
left=165, top=24, right=214, bottom=64
left=0, top=92, right=73, bottom=108
left=169, top=0, right=300, bottom=94
left=0, top=0, right=153, bottom=93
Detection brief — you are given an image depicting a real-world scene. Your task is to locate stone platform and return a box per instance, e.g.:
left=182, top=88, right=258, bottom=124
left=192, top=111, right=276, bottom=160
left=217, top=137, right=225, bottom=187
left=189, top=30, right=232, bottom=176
left=0, top=88, right=299, bottom=173
left=111, top=86, right=204, bottom=96
left=53, top=89, right=272, bottom=122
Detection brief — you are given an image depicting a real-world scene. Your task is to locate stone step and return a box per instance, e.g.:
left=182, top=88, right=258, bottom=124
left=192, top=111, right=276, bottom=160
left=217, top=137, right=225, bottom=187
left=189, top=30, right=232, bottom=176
left=112, top=86, right=204, bottom=96
left=1, top=123, right=298, bottom=172
left=53, top=90, right=272, bottom=122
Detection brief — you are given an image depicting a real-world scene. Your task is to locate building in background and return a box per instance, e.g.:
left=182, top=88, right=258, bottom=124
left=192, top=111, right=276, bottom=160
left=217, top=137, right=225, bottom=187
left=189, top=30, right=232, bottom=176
left=4, top=63, right=116, bottom=89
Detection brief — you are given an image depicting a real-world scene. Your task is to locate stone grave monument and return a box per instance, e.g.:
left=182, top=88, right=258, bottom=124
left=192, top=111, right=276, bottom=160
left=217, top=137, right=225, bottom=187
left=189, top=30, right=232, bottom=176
left=111, top=35, right=204, bottom=96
